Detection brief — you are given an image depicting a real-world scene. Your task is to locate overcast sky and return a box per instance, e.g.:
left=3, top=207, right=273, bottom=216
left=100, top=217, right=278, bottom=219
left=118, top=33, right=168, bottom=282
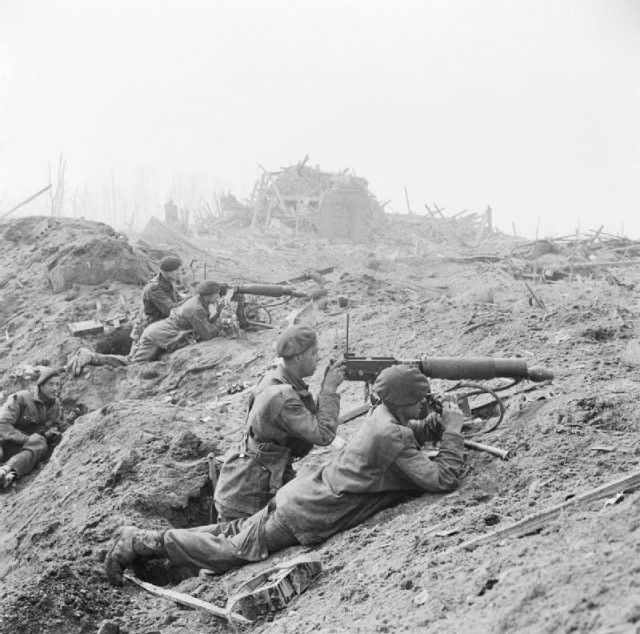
left=1, top=0, right=639, bottom=238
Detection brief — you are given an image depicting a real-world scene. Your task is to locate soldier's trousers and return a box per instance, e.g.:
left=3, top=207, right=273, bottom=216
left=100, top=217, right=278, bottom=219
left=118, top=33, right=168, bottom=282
left=91, top=337, right=164, bottom=367
left=0, top=433, right=48, bottom=477
left=163, top=505, right=298, bottom=574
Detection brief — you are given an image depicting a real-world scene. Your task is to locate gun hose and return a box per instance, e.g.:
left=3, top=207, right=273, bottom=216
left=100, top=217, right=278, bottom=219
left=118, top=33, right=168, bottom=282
left=455, top=382, right=506, bottom=436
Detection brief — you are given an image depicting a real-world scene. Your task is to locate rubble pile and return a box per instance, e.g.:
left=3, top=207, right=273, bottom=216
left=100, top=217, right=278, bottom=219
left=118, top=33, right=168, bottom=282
left=506, top=229, right=640, bottom=282
left=378, top=206, right=508, bottom=255
left=194, top=156, right=385, bottom=244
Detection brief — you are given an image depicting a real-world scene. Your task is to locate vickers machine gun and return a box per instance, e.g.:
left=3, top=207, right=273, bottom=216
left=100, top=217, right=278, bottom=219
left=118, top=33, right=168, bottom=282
left=215, top=284, right=312, bottom=329
left=342, top=315, right=554, bottom=386
left=340, top=316, right=554, bottom=458
left=218, top=284, right=310, bottom=300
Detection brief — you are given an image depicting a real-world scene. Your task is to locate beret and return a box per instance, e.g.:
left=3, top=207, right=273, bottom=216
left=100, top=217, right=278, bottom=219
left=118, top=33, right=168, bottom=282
left=37, top=368, right=60, bottom=387
left=159, top=256, right=182, bottom=272
left=372, top=365, right=430, bottom=407
left=276, top=326, right=317, bottom=358
left=196, top=280, right=221, bottom=296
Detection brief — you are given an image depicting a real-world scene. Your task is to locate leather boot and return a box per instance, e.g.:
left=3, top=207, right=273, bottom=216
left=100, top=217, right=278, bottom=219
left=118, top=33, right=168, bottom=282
left=0, top=466, right=16, bottom=490
left=105, top=525, right=165, bottom=586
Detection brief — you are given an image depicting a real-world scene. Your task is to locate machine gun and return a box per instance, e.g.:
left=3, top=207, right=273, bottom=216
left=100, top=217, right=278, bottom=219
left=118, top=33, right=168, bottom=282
left=339, top=316, right=554, bottom=455
left=216, top=284, right=310, bottom=329
left=218, top=284, right=309, bottom=299
left=342, top=313, right=553, bottom=386
left=344, top=354, right=554, bottom=384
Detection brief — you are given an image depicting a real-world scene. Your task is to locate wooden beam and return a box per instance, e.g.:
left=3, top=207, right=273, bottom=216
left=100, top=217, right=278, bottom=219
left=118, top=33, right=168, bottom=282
left=2, top=184, right=52, bottom=218
left=559, top=258, right=640, bottom=270
left=458, top=468, right=640, bottom=551
left=524, top=282, right=547, bottom=311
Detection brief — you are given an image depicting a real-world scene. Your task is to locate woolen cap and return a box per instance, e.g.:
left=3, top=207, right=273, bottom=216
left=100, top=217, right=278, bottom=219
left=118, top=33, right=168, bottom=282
left=373, top=365, right=430, bottom=407
left=37, top=368, right=60, bottom=387
left=159, top=256, right=182, bottom=272
left=276, top=326, right=317, bottom=358
left=196, top=280, right=221, bottom=296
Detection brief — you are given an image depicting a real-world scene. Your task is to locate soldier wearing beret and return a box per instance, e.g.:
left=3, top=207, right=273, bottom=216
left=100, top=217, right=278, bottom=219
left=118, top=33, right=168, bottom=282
left=130, top=256, right=186, bottom=343
left=66, top=281, right=225, bottom=373
left=132, top=280, right=224, bottom=362
left=0, top=369, right=63, bottom=489
left=105, top=365, right=466, bottom=585
left=213, top=325, right=346, bottom=523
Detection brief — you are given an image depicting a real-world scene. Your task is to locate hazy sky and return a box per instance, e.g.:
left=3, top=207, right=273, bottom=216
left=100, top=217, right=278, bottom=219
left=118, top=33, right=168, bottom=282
left=1, top=0, right=639, bottom=238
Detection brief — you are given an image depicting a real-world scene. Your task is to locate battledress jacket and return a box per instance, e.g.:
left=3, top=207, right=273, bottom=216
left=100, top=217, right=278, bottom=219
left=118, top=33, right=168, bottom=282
left=219, top=404, right=465, bottom=562
left=214, top=365, right=340, bottom=519
left=0, top=387, right=62, bottom=445
left=141, top=295, right=220, bottom=351
left=274, top=404, right=465, bottom=544
left=142, top=274, right=181, bottom=322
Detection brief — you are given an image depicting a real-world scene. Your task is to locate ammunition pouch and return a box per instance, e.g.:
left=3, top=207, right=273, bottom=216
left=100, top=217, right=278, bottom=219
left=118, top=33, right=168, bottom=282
left=245, top=435, right=292, bottom=494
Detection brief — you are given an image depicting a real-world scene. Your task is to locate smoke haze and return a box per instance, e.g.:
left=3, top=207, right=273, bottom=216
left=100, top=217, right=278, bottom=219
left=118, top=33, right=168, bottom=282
left=1, top=0, right=639, bottom=238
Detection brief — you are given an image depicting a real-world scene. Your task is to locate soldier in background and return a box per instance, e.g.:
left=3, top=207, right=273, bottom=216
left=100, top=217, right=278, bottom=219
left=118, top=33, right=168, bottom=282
left=0, top=369, right=63, bottom=490
left=66, top=280, right=224, bottom=373
left=129, top=255, right=186, bottom=343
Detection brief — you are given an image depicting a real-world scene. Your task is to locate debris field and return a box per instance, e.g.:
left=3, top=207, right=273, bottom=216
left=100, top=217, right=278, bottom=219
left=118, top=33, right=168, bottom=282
left=1, top=207, right=640, bottom=634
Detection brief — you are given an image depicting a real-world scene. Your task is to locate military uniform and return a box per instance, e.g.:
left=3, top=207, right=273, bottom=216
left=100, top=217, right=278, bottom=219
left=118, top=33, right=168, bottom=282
left=214, top=365, right=341, bottom=522
left=130, top=270, right=183, bottom=343
left=0, top=386, right=62, bottom=477
left=161, top=403, right=465, bottom=573
left=133, top=294, right=221, bottom=362
left=83, top=294, right=221, bottom=368
left=142, top=273, right=181, bottom=322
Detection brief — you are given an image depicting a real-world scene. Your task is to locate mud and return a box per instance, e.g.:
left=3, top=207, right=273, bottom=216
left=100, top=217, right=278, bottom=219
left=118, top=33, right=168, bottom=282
left=1, top=217, right=640, bottom=633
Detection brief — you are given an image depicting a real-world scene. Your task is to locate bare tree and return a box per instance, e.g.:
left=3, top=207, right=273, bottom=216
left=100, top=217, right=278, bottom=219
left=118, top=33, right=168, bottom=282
left=48, top=153, right=66, bottom=216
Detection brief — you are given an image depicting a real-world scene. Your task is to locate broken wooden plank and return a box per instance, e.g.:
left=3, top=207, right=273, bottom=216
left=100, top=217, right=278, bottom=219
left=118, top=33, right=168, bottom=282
left=1, top=184, right=52, bottom=219
left=458, top=468, right=640, bottom=551
left=524, top=282, right=547, bottom=311
left=276, top=266, right=335, bottom=285
left=124, top=574, right=251, bottom=624
left=559, top=258, right=640, bottom=270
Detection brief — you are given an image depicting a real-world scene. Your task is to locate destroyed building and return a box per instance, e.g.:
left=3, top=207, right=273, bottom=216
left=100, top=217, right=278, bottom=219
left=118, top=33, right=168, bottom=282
left=195, top=157, right=385, bottom=244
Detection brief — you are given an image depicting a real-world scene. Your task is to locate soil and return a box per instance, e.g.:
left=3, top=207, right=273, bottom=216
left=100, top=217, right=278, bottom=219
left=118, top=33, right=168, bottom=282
left=1, top=216, right=640, bottom=634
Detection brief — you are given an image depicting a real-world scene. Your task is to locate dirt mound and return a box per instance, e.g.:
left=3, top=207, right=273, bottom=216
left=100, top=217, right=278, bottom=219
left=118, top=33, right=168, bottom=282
left=1, top=216, right=155, bottom=293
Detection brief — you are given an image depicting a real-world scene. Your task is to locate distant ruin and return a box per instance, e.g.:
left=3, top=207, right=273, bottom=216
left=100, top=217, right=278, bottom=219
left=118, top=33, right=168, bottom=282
left=195, top=156, right=385, bottom=244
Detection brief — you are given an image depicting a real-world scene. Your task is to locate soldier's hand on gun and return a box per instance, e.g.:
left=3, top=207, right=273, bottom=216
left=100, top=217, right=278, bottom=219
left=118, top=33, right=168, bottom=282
left=440, top=396, right=464, bottom=434
left=423, top=411, right=444, bottom=442
left=224, top=287, right=239, bottom=307
left=323, top=359, right=346, bottom=392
